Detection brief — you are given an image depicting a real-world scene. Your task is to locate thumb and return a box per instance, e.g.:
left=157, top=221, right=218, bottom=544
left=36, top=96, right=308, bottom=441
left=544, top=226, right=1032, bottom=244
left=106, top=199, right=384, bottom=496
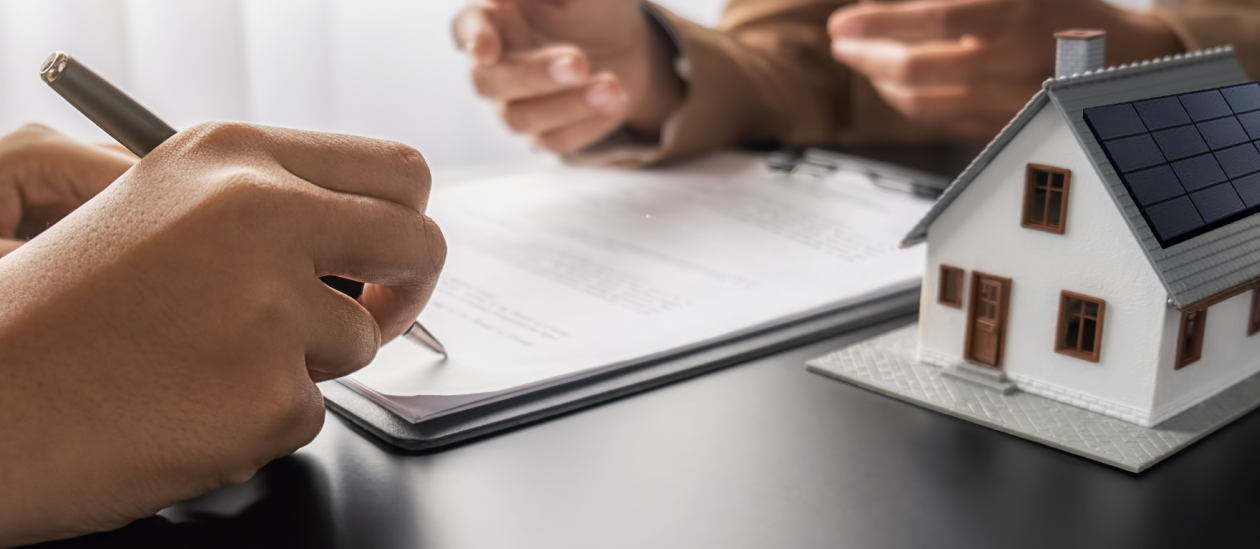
left=483, top=0, right=545, bottom=54
left=454, top=5, right=503, bottom=65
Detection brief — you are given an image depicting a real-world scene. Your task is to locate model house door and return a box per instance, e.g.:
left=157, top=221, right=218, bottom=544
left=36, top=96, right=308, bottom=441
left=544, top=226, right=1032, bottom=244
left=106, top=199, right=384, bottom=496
left=966, top=273, right=1012, bottom=368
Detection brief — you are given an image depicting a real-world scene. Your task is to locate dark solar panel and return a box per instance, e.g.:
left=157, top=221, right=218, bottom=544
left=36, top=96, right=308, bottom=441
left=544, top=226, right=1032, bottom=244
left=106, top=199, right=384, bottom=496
left=1234, top=172, right=1260, bottom=207
left=1190, top=184, right=1245, bottom=223
left=1197, top=117, right=1249, bottom=149
left=1239, top=111, right=1260, bottom=140
left=1152, top=126, right=1208, bottom=161
left=1125, top=165, right=1185, bottom=206
left=1106, top=134, right=1166, bottom=172
left=1179, top=90, right=1233, bottom=121
left=1083, top=104, right=1148, bottom=140
left=1214, top=143, right=1260, bottom=179
left=1171, top=155, right=1228, bottom=191
left=1144, top=196, right=1204, bottom=241
left=1221, top=82, right=1260, bottom=114
left=1134, top=97, right=1191, bottom=131
left=1084, top=82, right=1260, bottom=247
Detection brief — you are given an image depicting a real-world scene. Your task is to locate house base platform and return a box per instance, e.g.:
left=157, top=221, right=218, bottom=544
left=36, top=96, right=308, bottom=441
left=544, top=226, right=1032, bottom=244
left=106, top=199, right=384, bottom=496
left=806, top=324, right=1260, bottom=472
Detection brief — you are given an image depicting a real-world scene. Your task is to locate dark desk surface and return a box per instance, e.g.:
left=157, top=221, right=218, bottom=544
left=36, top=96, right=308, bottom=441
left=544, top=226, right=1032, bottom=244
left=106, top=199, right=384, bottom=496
left=35, top=318, right=1260, bottom=549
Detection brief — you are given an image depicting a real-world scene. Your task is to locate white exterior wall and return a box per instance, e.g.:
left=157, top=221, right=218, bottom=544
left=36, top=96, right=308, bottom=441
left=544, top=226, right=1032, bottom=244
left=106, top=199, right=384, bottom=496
left=917, top=104, right=1170, bottom=425
left=1150, top=292, right=1260, bottom=424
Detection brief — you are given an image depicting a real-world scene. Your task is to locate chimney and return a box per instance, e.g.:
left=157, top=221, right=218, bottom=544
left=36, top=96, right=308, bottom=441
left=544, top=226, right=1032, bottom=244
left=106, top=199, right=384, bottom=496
left=1055, top=30, right=1106, bottom=78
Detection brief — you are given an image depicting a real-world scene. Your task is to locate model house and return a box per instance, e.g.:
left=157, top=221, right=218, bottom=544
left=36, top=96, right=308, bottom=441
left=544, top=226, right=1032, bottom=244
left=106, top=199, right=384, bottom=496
left=903, top=31, right=1260, bottom=427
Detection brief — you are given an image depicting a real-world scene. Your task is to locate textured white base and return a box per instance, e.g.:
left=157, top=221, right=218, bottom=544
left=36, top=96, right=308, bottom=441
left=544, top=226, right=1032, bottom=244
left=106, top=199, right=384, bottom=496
left=1010, top=374, right=1153, bottom=426
left=807, top=324, right=1260, bottom=472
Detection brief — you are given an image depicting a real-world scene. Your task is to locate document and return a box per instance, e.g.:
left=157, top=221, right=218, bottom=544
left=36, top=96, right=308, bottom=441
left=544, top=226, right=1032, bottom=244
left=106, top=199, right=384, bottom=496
left=341, top=153, right=933, bottom=422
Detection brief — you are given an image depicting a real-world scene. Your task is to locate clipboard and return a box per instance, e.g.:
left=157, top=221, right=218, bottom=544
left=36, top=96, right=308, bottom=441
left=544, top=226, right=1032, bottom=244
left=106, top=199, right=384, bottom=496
left=322, top=286, right=919, bottom=451
left=322, top=149, right=948, bottom=451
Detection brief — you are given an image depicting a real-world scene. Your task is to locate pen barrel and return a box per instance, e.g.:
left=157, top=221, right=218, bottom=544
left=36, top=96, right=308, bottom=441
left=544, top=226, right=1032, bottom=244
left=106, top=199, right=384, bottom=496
left=40, top=52, right=176, bottom=158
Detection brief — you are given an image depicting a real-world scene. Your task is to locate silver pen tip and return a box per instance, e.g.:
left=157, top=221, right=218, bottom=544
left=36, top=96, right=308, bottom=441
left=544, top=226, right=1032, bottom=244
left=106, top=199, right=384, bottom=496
left=404, top=321, right=447, bottom=357
left=40, top=52, right=70, bottom=83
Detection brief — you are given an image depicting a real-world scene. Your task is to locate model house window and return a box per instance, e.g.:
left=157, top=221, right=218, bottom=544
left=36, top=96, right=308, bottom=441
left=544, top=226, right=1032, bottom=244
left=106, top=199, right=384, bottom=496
left=1176, top=310, right=1207, bottom=369
left=939, top=266, right=964, bottom=308
left=1250, top=290, right=1260, bottom=336
left=1022, top=164, right=1071, bottom=234
left=1056, top=291, right=1105, bottom=362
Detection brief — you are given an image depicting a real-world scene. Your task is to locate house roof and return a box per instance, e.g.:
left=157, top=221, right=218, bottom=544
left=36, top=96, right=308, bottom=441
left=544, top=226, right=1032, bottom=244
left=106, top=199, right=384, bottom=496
left=1083, top=82, right=1260, bottom=248
left=902, top=47, right=1254, bottom=309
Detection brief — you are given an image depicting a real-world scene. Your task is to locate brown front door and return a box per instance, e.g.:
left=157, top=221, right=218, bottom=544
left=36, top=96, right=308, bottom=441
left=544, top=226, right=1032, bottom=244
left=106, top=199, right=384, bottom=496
left=965, top=272, right=1012, bottom=368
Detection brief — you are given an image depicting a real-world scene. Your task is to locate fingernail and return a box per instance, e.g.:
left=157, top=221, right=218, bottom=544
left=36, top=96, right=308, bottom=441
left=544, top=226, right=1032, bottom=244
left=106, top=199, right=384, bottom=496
left=550, top=56, right=582, bottom=85
left=586, top=82, right=625, bottom=114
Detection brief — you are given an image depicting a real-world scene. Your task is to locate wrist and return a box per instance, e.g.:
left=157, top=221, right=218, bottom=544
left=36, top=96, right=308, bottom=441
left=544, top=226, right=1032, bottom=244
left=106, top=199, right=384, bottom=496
left=622, top=5, right=686, bottom=142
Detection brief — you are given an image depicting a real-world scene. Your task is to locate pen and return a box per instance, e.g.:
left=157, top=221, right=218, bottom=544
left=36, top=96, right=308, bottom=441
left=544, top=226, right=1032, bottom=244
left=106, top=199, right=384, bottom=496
left=39, top=51, right=448, bottom=357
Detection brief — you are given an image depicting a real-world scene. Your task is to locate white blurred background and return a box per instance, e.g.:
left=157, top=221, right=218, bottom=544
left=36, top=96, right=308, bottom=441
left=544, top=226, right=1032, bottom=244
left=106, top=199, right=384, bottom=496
left=0, top=0, right=725, bottom=174
left=0, top=0, right=1151, bottom=173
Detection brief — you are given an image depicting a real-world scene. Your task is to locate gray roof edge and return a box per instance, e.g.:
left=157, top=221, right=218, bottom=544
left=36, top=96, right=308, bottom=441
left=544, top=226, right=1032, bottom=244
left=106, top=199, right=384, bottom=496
left=900, top=91, right=1050, bottom=247
left=1044, top=45, right=1236, bottom=92
left=900, top=45, right=1239, bottom=249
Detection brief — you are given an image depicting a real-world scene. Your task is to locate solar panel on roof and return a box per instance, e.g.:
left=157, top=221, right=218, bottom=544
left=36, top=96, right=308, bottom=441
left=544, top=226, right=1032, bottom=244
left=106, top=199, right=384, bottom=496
left=1179, top=90, right=1233, bottom=121
left=1196, top=117, right=1249, bottom=149
left=1143, top=196, right=1204, bottom=241
left=1239, top=111, right=1260, bottom=140
left=1221, top=82, right=1260, bottom=114
left=1171, top=154, right=1228, bottom=191
left=1125, top=165, right=1186, bottom=206
left=1105, top=134, right=1166, bottom=172
left=1152, top=126, right=1208, bottom=161
left=1082, top=104, right=1148, bottom=140
left=1233, top=172, right=1260, bottom=207
left=1214, top=143, right=1260, bottom=179
left=1084, top=81, right=1260, bottom=247
left=1189, top=184, right=1245, bottom=223
left=1134, top=97, right=1191, bottom=131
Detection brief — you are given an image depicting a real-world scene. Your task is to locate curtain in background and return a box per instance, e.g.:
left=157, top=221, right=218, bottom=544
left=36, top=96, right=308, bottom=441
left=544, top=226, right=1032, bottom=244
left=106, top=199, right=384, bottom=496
left=0, top=0, right=724, bottom=172
left=0, top=0, right=1148, bottom=172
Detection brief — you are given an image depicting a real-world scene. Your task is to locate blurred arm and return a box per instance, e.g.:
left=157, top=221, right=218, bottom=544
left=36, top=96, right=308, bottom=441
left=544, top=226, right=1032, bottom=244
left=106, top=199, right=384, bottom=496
left=1153, top=0, right=1260, bottom=78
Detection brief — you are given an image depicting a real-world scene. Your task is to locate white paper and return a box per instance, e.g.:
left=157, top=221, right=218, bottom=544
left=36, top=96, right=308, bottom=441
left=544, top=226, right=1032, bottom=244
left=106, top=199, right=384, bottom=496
left=343, top=153, right=933, bottom=421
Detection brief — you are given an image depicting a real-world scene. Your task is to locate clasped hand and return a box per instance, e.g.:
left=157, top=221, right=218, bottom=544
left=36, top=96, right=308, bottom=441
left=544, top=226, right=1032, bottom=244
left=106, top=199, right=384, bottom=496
left=454, top=0, right=684, bottom=153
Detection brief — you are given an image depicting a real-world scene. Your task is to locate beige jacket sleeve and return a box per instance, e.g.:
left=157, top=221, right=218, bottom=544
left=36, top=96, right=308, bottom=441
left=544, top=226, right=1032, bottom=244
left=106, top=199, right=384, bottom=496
left=1154, top=0, right=1260, bottom=79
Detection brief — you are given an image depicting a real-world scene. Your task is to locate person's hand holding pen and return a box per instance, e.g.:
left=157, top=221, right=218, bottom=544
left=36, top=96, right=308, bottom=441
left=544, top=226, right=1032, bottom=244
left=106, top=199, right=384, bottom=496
left=0, top=123, right=135, bottom=256
left=453, top=0, right=685, bottom=154
left=0, top=122, right=446, bottom=546
left=827, top=0, right=1183, bottom=145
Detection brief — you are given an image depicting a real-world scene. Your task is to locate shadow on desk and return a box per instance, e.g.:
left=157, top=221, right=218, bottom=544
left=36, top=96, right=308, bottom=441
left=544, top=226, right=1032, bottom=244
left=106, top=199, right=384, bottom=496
left=28, top=456, right=335, bottom=549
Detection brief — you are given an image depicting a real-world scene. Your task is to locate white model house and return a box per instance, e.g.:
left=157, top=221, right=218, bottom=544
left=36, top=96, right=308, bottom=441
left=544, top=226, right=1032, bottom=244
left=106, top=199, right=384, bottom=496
left=904, top=32, right=1260, bottom=427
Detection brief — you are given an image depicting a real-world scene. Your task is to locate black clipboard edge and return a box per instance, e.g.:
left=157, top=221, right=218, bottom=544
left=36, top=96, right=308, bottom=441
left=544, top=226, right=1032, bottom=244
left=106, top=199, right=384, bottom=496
left=323, top=286, right=920, bottom=452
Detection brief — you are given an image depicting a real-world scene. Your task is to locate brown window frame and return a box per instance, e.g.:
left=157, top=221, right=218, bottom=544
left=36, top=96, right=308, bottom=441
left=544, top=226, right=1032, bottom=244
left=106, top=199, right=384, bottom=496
left=938, top=265, right=965, bottom=308
left=1250, top=289, right=1260, bottom=336
left=1022, top=164, right=1072, bottom=234
left=1055, top=291, right=1106, bottom=362
left=1176, top=309, right=1207, bottom=369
